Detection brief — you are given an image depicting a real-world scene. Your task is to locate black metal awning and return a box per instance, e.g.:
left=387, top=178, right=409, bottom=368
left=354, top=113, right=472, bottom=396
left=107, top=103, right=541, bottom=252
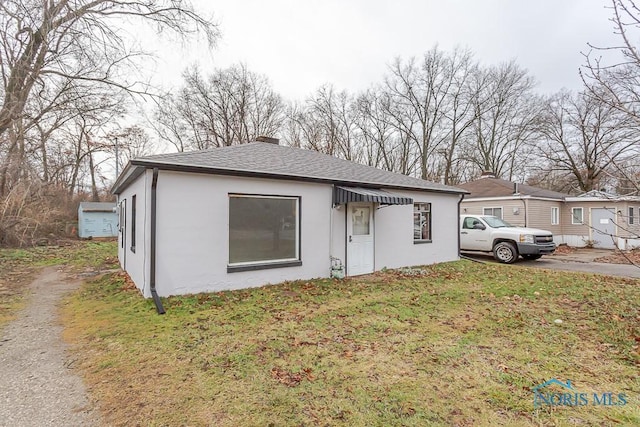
left=333, top=186, right=413, bottom=205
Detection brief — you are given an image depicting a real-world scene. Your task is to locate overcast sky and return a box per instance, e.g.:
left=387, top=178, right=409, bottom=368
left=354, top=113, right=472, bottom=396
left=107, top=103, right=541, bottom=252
left=149, top=0, right=619, bottom=100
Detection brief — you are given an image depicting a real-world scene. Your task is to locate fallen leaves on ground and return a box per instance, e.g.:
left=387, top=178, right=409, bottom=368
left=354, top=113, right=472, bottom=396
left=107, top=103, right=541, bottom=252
left=594, top=249, right=640, bottom=265
left=270, top=366, right=314, bottom=387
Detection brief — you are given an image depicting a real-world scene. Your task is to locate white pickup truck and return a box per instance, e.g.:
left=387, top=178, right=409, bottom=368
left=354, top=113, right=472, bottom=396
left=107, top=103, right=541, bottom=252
left=460, top=215, right=556, bottom=263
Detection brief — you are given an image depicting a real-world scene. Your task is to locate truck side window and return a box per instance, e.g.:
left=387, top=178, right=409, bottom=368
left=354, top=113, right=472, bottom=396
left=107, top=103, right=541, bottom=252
left=463, top=217, right=478, bottom=229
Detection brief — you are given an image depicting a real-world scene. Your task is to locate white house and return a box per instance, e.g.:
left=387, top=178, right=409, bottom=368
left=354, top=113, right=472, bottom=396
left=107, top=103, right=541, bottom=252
left=111, top=139, right=467, bottom=312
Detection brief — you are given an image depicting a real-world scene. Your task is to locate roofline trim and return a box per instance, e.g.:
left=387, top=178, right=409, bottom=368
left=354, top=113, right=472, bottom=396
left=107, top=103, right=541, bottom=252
left=461, top=195, right=564, bottom=202
left=564, top=197, right=638, bottom=203
left=112, top=159, right=469, bottom=195
left=111, top=163, right=145, bottom=194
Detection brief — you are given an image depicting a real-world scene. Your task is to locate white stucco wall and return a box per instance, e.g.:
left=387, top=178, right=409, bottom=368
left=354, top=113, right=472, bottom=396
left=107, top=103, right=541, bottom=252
left=153, top=171, right=333, bottom=296
left=117, top=171, right=149, bottom=294
left=118, top=169, right=463, bottom=297
left=330, top=206, right=346, bottom=272
left=375, top=189, right=461, bottom=270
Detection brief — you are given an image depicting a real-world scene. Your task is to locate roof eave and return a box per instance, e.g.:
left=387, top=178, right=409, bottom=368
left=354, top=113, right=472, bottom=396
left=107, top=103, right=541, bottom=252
left=111, top=162, right=145, bottom=195
left=564, top=197, right=627, bottom=202
left=117, top=159, right=469, bottom=195
left=462, top=195, right=564, bottom=202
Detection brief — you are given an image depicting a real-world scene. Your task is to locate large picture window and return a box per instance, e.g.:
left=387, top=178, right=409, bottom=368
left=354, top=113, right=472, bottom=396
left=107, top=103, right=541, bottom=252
left=414, top=203, right=431, bottom=243
left=229, top=195, right=300, bottom=267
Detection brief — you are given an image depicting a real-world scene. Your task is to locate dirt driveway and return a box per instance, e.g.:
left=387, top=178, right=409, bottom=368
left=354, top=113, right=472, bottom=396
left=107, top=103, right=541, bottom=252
left=0, top=267, right=98, bottom=426
left=463, top=248, right=640, bottom=279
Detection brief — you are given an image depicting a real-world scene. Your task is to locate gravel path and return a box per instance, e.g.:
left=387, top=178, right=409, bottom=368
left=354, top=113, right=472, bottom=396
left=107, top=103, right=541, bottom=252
left=0, top=267, right=98, bottom=426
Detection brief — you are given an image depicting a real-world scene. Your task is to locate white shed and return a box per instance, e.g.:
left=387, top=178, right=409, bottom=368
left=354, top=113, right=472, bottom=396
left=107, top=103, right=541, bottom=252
left=111, top=140, right=467, bottom=312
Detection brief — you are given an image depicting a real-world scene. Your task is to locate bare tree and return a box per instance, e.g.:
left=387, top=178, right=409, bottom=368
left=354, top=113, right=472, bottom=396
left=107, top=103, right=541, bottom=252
left=0, top=0, right=218, bottom=139
left=383, top=47, right=459, bottom=180
left=582, top=0, right=640, bottom=121
left=434, top=48, right=478, bottom=185
left=292, top=85, right=358, bottom=160
left=107, top=125, right=153, bottom=168
left=464, top=61, right=540, bottom=180
left=353, top=89, right=398, bottom=170
left=153, top=64, right=285, bottom=150
left=538, top=89, right=638, bottom=193
left=581, top=0, right=640, bottom=194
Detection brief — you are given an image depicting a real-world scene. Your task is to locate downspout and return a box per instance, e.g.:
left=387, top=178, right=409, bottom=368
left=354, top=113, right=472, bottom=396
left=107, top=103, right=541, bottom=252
left=330, top=186, right=334, bottom=274
left=150, top=168, right=166, bottom=314
left=514, top=182, right=527, bottom=227
left=457, top=193, right=465, bottom=258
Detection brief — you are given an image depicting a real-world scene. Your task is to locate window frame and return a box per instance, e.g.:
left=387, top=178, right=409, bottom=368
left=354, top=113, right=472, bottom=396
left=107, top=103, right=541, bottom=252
left=571, top=207, right=584, bottom=225
left=119, top=199, right=126, bottom=249
left=227, top=193, right=302, bottom=273
left=482, top=206, right=503, bottom=219
left=413, top=202, right=432, bottom=244
left=629, top=206, right=635, bottom=225
left=551, top=207, right=559, bottom=225
left=130, top=194, right=136, bottom=253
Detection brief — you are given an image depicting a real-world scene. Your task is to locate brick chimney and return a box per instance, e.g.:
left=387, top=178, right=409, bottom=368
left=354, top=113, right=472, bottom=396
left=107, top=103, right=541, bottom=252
left=256, top=136, right=279, bottom=145
left=479, top=171, right=496, bottom=179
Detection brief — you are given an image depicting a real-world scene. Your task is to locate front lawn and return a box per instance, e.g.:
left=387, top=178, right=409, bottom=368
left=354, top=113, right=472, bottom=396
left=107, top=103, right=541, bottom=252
left=61, top=258, right=640, bottom=426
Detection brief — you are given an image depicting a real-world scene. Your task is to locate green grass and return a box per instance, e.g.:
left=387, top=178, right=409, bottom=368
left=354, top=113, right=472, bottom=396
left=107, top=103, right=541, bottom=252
left=61, top=258, right=640, bottom=427
left=0, top=240, right=117, bottom=269
left=0, top=240, right=118, bottom=326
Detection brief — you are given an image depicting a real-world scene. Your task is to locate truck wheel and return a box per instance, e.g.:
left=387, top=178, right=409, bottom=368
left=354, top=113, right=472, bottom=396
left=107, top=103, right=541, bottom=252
left=493, top=242, right=518, bottom=264
left=522, top=254, right=542, bottom=261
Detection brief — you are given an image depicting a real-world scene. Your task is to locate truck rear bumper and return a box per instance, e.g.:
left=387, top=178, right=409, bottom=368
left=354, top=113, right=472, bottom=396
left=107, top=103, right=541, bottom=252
left=517, top=242, right=556, bottom=255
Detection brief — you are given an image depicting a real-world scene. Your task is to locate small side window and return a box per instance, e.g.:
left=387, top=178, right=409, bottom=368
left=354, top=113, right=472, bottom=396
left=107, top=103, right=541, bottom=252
left=130, top=195, right=136, bottom=253
left=119, top=200, right=126, bottom=249
left=571, top=207, right=583, bottom=225
left=551, top=207, right=559, bottom=225
left=483, top=207, right=503, bottom=219
left=413, top=203, right=431, bottom=243
left=629, top=207, right=635, bottom=225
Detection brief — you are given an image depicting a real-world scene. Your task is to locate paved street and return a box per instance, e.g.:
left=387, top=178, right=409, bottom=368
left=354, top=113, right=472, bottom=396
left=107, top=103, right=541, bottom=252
left=462, top=248, right=640, bottom=279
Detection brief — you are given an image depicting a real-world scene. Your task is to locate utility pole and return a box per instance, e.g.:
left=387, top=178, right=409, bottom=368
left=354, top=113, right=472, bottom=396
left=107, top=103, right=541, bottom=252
left=115, top=137, right=119, bottom=178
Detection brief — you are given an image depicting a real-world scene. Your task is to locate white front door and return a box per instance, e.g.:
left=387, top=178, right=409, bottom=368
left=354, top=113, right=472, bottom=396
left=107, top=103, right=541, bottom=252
left=347, top=203, right=374, bottom=275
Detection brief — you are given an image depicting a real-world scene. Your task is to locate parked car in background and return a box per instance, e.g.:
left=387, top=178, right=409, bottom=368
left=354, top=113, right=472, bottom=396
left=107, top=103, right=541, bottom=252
left=460, top=215, right=556, bottom=263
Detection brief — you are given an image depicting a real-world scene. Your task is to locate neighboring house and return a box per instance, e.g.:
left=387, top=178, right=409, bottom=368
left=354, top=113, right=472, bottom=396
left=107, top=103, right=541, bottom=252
left=111, top=139, right=467, bottom=307
left=457, top=175, right=566, bottom=238
left=564, top=191, right=640, bottom=250
left=77, top=202, right=118, bottom=238
left=458, top=176, right=640, bottom=250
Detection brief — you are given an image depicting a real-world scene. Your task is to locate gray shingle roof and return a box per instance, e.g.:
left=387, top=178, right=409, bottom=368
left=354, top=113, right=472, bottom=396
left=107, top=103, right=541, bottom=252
left=457, top=177, right=568, bottom=200
left=117, top=142, right=465, bottom=194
